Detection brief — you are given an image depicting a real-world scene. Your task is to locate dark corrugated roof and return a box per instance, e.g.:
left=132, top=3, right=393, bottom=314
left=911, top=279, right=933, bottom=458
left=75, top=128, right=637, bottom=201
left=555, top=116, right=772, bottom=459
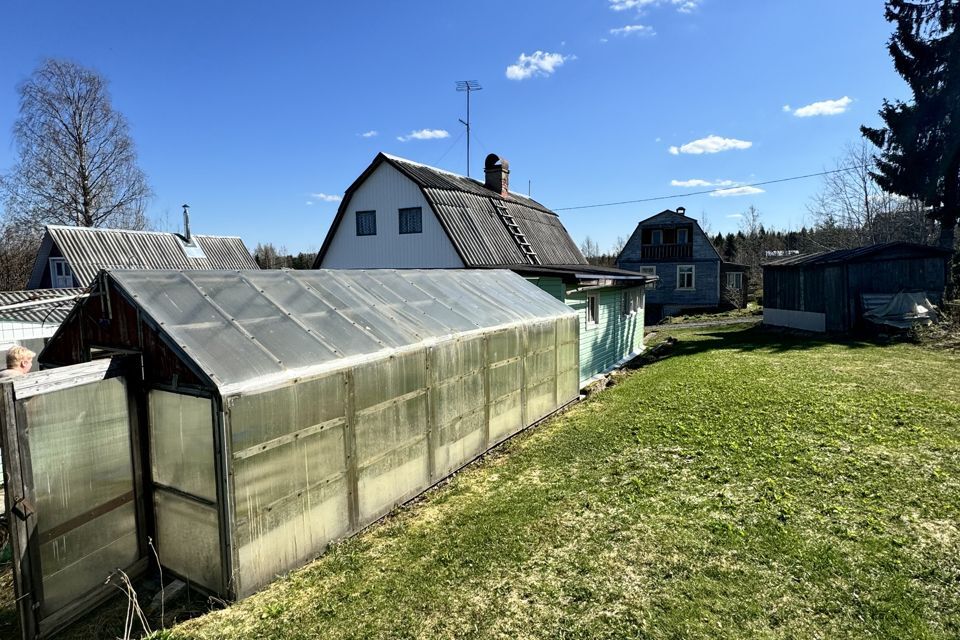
left=0, top=288, right=85, bottom=324
left=483, top=263, right=656, bottom=284
left=764, top=242, right=951, bottom=268
left=38, top=225, right=259, bottom=287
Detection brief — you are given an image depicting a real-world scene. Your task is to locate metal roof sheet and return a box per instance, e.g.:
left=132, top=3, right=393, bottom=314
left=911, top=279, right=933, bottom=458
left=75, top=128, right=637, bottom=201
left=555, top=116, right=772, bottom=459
left=764, top=242, right=951, bottom=267
left=42, top=225, right=259, bottom=287
left=0, top=288, right=85, bottom=324
left=104, top=269, right=576, bottom=395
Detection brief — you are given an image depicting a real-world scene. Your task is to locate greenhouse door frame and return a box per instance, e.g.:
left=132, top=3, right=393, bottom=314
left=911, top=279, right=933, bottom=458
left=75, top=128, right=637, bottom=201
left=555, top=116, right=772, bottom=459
left=0, top=357, right=149, bottom=640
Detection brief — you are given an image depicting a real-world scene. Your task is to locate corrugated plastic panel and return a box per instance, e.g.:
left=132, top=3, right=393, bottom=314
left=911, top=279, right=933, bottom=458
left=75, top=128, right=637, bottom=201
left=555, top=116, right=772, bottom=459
left=107, top=269, right=575, bottom=392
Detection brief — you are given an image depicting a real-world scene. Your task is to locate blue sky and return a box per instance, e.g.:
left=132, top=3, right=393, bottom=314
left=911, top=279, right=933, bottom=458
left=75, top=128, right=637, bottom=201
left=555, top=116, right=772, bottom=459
left=0, top=1, right=906, bottom=255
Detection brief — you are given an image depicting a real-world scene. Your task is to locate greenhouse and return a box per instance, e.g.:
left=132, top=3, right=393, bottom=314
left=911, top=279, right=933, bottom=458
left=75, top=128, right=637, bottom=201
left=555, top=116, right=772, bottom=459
left=18, top=268, right=578, bottom=619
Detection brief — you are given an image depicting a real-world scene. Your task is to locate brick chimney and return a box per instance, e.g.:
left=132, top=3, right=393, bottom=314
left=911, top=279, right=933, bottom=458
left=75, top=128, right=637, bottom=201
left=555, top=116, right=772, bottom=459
left=484, top=153, right=510, bottom=196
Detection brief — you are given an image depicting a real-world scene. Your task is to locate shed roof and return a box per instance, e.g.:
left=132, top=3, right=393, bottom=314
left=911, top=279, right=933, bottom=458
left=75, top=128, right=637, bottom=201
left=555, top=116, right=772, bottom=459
left=28, top=225, right=259, bottom=288
left=763, top=242, right=951, bottom=268
left=0, top=288, right=85, bottom=324
left=315, top=153, right=587, bottom=268
left=95, top=268, right=576, bottom=395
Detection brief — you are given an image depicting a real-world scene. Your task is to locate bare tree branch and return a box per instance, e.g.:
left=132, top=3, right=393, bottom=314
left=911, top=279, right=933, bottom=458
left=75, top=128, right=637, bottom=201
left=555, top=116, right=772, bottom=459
left=2, top=58, right=152, bottom=232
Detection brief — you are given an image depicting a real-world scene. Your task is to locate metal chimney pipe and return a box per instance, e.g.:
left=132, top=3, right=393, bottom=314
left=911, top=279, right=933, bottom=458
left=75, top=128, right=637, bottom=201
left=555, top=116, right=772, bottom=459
left=182, top=204, right=192, bottom=242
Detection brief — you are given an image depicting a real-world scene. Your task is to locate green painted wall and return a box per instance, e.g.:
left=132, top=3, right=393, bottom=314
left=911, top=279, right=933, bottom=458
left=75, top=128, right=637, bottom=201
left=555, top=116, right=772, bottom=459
left=526, top=276, right=566, bottom=301
left=529, top=278, right=645, bottom=384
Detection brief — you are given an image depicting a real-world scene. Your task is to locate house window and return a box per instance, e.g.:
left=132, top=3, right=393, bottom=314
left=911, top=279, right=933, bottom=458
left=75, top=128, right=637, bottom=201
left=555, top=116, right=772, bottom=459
left=677, top=265, right=695, bottom=290
left=586, top=295, right=599, bottom=326
left=398, top=207, right=422, bottom=234
left=726, top=272, right=743, bottom=290
left=677, top=228, right=689, bottom=244
left=636, top=266, right=656, bottom=276
left=622, top=289, right=643, bottom=316
left=49, top=258, right=74, bottom=288
left=356, top=210, right=376, bottom=236
left=651, top=229, right=663, bottom=245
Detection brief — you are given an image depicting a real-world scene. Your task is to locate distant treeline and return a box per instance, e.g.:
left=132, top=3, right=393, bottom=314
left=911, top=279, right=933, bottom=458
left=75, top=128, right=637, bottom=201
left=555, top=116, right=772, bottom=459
left=253, top=243, right=317, bottom=270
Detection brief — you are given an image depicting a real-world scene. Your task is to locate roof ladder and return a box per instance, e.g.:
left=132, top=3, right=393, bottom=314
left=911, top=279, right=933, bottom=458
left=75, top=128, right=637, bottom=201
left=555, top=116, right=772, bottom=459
left=494, top=202, right=540, bottom=265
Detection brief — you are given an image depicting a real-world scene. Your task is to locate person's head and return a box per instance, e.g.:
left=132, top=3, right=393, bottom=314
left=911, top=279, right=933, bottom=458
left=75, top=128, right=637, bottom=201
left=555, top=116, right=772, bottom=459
left=6, top=346, right=35, bottom=374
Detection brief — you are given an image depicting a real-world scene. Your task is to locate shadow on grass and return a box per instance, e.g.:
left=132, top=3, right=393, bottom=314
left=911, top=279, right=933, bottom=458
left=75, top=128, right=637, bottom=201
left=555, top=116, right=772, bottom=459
left=648, top=324, right=895, bottom=360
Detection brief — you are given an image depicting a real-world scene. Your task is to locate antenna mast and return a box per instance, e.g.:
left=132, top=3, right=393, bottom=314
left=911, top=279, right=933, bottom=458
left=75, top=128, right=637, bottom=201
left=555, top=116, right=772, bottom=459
left=456, top=80, right=482, bottom=177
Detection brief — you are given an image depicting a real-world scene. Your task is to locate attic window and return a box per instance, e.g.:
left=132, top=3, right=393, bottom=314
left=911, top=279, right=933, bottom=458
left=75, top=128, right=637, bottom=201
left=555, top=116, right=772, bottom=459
left=399, top=207, right=422, bottom=234
left=356, top=210, right=377, bottom=236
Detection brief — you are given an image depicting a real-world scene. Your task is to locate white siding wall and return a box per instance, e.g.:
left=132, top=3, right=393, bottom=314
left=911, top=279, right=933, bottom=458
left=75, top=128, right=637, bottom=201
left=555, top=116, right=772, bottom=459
left=321, top=163, right=464, bottom=269
left=763, top=308, right=826, bottom=332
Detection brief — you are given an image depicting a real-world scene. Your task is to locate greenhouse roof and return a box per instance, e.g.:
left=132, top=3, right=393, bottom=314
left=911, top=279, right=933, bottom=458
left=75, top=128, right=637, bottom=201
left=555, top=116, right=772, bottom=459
left=106, top=268, right=575, bottom=394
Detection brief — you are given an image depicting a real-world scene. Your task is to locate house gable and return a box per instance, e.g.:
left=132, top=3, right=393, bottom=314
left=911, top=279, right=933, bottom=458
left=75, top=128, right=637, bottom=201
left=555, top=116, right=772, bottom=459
left=319, top=162, right=464, bottom=269
left=315, top=153, right=586, bottom=269
left=617, top=208, right=722, bottom=309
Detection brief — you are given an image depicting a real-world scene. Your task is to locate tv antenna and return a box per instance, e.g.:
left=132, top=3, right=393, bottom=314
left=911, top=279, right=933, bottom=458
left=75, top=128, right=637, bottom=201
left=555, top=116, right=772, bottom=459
left=456, top=80, right=482, bottom=177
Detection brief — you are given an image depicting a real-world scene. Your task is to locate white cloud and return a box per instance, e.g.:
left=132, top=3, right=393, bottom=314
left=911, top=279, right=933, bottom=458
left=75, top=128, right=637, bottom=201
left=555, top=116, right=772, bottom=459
left=671, top=178, right=735, bottom=188
left=600, top=37, right=609, bottom=43
left=610, top=24, right=656, bottom=36
left=358, top=130, right=378, bottom=138
left=396, top=129, right=450, bottom=142
left=790, top=96, right=852, bottom=118
left=506, top=51, right=574, bottom=81
left=782, top=104, right=791, bottom=113
left=609, top=0, right=700, bottom=13
left=668, top=135, right=753, bottom=155
left=711, top=186, right=765, bottom=197
left=309, top=192, right=342, bottom=203
left=726, top=213, right=744, bottom=219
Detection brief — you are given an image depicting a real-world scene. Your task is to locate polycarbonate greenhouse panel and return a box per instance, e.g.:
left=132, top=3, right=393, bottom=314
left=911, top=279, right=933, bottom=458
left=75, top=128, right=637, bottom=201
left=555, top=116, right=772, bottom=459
left=20, top=377, right=140, bottom=615
left=149, top=390, right=216, bottom=502
left=154, top=490, right=221, bottom=593
left=227, top=370, right=352, bottom=596
left=107, top=269, right=576, bottom=392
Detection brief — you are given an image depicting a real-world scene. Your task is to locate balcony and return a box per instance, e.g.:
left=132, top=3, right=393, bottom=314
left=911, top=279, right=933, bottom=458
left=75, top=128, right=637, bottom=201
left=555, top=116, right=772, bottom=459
left=641, top=243, right=692, bottom=260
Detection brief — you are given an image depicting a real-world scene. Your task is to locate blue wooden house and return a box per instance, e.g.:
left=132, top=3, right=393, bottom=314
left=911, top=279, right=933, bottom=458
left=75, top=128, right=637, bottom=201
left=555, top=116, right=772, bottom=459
left=616, top=207, right=747, bottom=321
left=314, top=152, right=656, bottom=384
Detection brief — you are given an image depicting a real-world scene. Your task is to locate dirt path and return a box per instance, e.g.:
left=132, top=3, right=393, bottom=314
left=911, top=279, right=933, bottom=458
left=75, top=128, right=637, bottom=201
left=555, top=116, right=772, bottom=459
left=647, top=317, right=762, bottom=332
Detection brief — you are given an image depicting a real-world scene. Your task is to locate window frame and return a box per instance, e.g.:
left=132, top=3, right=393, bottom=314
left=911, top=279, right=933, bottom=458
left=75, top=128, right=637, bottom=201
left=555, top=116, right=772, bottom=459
left=355, top=210, right=377, bottom=236
left=49, top=257, right=74, bottom=288
left=586, top=295, right=599, bottom=326
left=398, top=207, right=423, bottom=235
left=622, top=288, right=643, bottom=316
left=636, top=266, right=656, bottom=276
left=651, top=229, right=663, bottom=245
left=677, top=228, right=689, bottom=244
left=677, top=265, right=695, bottom=290
left=726, top=271, right=743, bottom=290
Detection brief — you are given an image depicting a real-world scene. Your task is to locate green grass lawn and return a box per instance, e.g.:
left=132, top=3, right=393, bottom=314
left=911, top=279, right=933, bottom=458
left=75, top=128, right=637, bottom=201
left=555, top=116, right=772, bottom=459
left=155, top=325, right=960, bottom=640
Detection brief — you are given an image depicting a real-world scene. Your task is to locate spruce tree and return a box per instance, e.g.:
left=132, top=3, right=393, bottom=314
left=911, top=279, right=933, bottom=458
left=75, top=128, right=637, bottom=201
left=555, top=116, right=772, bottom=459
left=862, top=0, right=960, bottom=256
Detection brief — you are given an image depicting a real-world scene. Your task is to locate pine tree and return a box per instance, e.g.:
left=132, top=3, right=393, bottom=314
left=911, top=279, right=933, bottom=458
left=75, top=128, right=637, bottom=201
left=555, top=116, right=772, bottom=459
left=862, top=0, right=960, bottom=256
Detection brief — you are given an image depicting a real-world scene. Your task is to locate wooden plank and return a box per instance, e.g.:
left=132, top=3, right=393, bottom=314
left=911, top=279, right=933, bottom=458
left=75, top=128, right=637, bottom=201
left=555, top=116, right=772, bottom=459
left=0, top=381, right=38, bottom=640
left=342, top=370, right=359, bottom=531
